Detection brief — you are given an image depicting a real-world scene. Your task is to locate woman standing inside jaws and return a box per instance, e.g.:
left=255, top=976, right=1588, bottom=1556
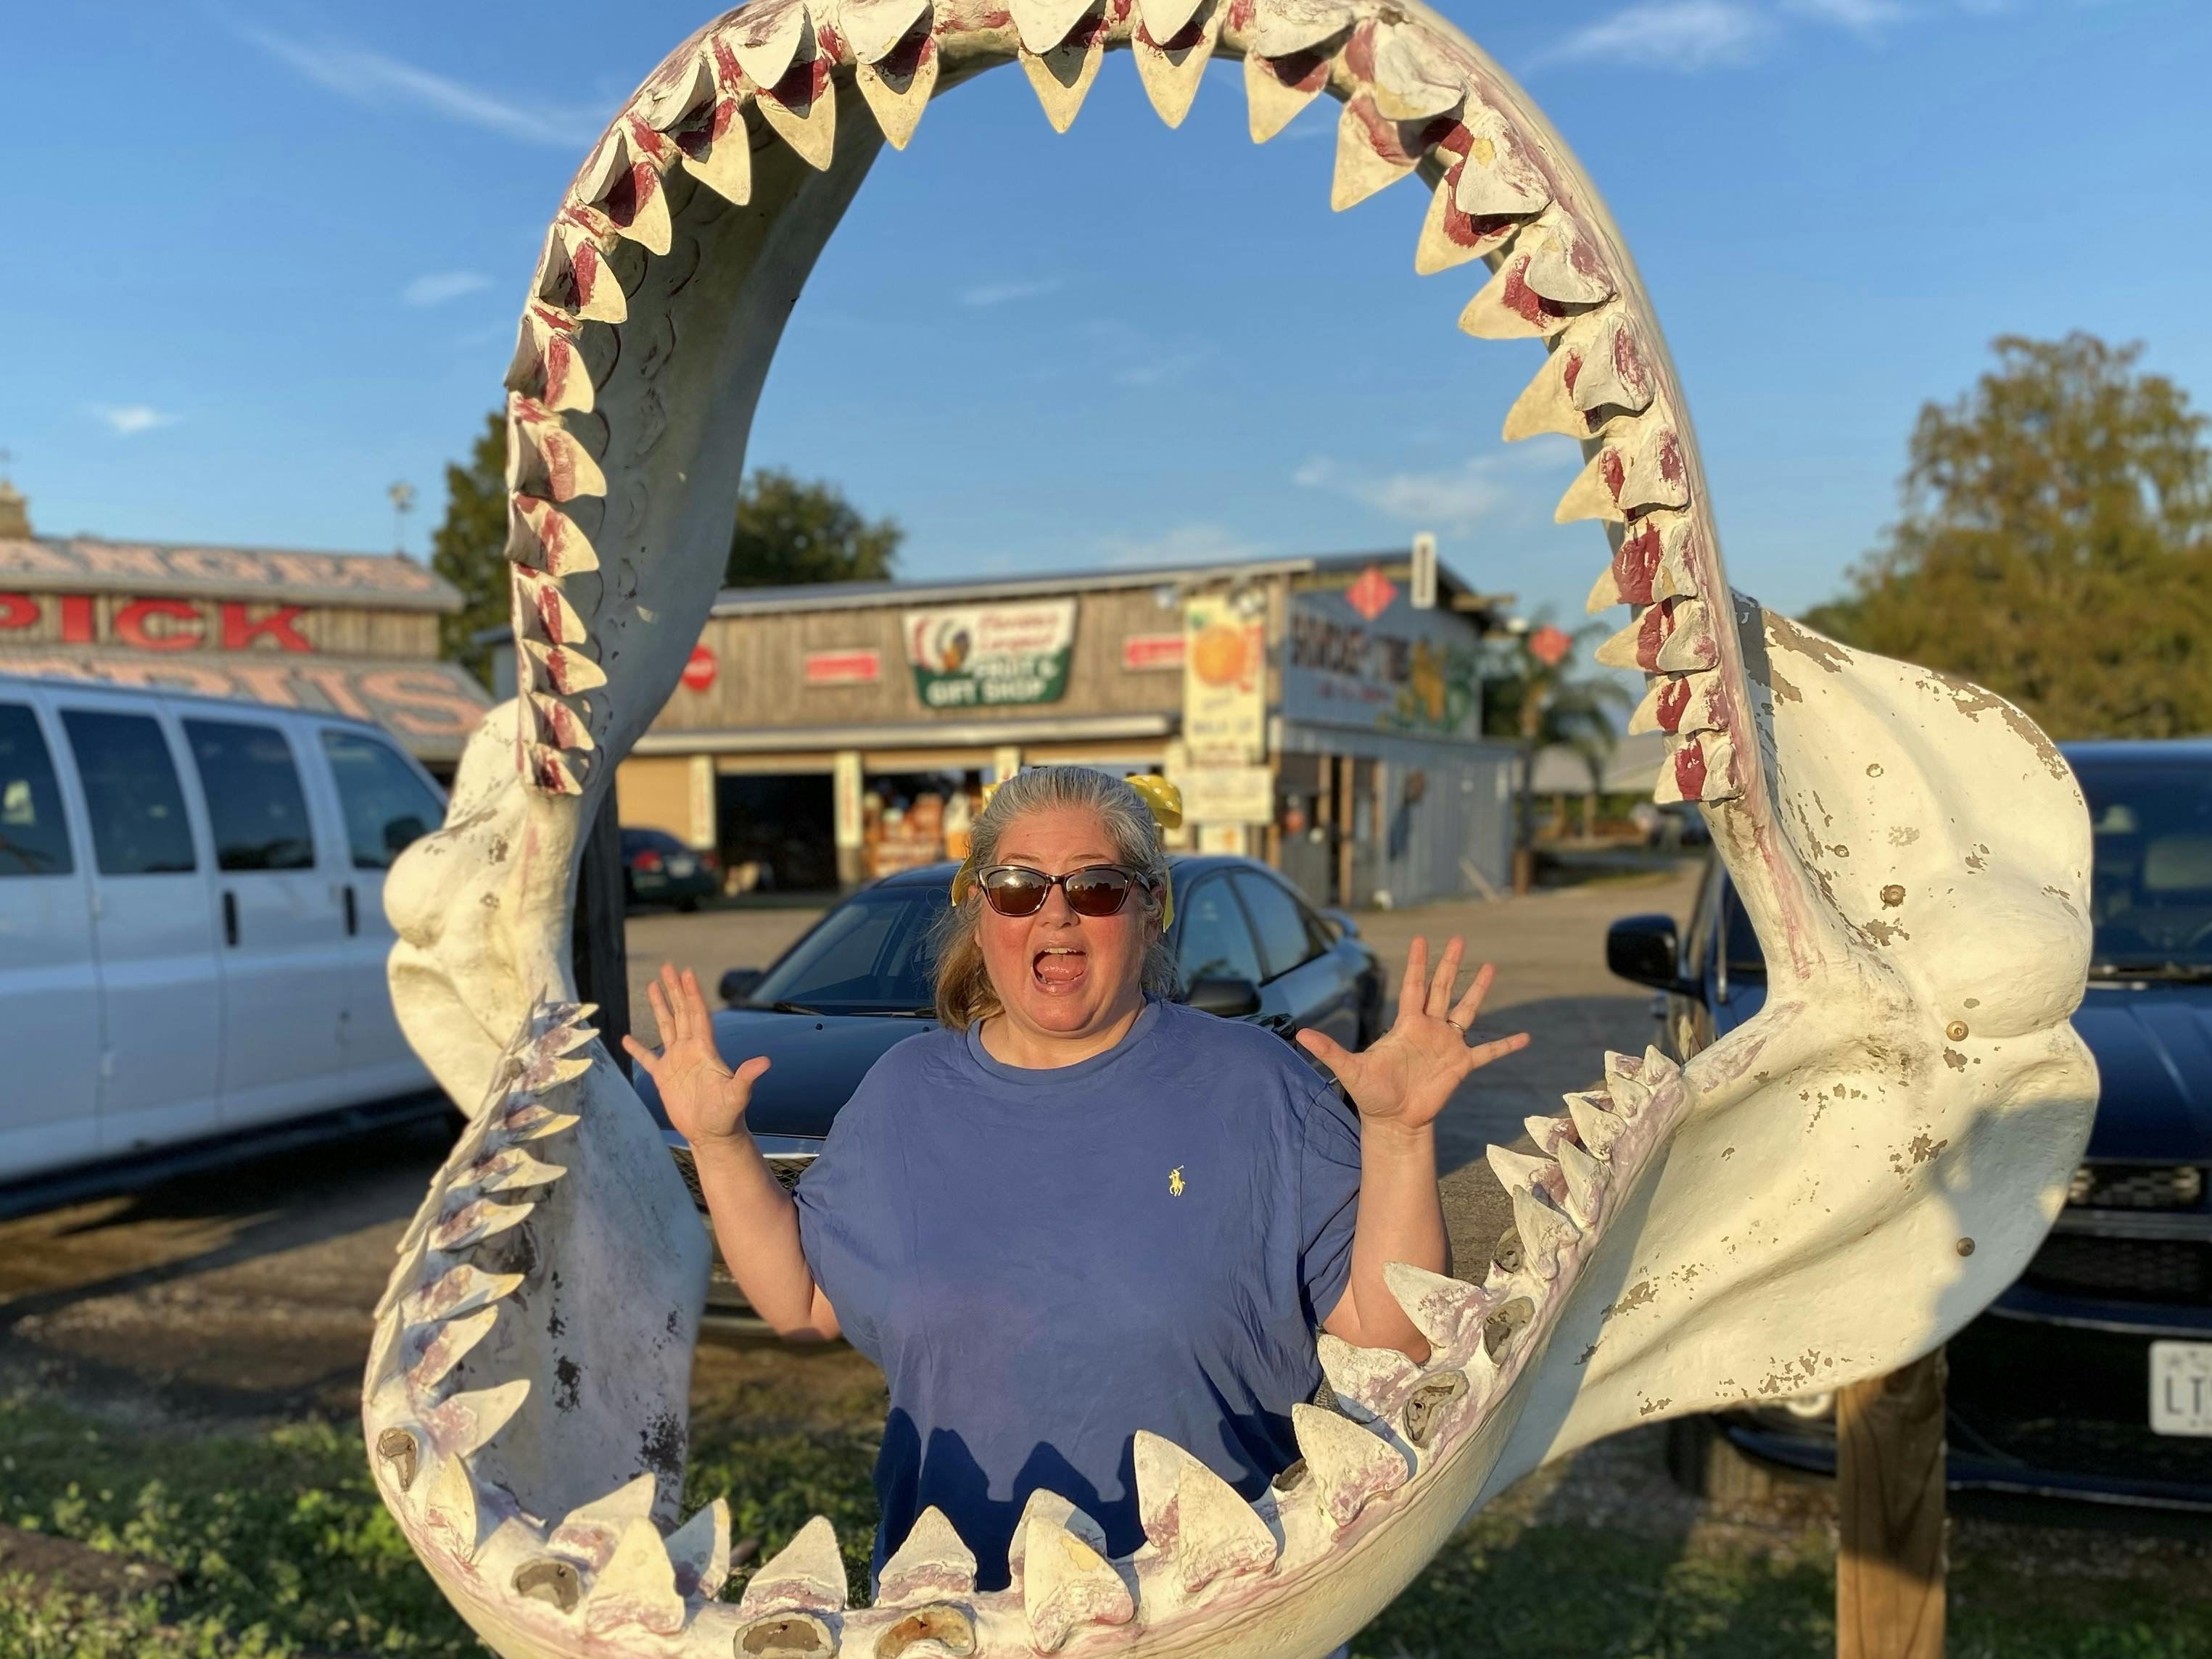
left=625, top=766, right=1529, bottom=1589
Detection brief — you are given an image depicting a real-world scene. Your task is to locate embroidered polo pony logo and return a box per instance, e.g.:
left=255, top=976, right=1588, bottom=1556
left=1168, top=1167, right=1187, bottom=1198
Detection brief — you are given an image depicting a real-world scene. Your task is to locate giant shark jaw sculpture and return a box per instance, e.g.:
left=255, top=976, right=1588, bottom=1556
left=368, top=3, right=2100, bottom=1654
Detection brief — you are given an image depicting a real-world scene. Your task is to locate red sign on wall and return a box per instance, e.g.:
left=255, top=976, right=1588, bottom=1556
left=680, top=645, right=717, bottom=692
left=0, top=592, right=313, bottom=652
left=803, top=649, right=881, bottom=687
left=1119, top=632, right=1185, bottom=672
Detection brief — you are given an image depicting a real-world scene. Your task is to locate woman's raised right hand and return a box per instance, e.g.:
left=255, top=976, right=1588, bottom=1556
left=622, top=963, right=770, bottom=1151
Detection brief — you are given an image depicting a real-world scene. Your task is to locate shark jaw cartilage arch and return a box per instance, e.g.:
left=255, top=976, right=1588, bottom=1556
left=367, top=4, right=2101, bottom=1655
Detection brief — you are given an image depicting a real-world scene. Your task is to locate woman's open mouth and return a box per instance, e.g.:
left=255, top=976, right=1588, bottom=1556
left=1033, top=946, right=1089, bottom=995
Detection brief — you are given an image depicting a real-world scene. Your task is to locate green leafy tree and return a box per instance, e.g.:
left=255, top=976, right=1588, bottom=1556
left=430, top=413, right=511, bottom=690
left=727, top=467, right=901, bottom=588
left=1805, top=333, right=2212, bottom=739
left=1481, top=617, right=1633, bottom=790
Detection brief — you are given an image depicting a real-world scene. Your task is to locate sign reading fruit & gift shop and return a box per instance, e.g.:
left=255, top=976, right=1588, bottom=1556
left=901, top=600, right=1076, bottom=708
left=1180, top=594, right=1266, bottom=762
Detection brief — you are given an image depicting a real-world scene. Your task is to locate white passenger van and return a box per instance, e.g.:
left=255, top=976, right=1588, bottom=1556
left=0, top=670, right=449, bottom=1186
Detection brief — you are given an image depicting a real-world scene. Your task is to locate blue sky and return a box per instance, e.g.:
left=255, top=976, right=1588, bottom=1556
left=3, top=0, right=2205, bottom=629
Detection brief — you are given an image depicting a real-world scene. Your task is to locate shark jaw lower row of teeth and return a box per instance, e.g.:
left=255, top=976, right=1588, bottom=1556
left=498, top=0, right=1748, bottom=817
left=363, top=995, right=1688, bottom=1655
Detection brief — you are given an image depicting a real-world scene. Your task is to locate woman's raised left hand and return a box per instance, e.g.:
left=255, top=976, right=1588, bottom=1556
left=1296, top=937, right=1530, bottom=1134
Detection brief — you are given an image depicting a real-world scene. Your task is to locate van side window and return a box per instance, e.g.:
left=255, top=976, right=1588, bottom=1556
left=0, top=703, right=74, bottom=877
left=322, top=730, right=445, bottom=869
left=183, top=719, right=316, bottom=872
left=61, top=711, right=199, bottom=875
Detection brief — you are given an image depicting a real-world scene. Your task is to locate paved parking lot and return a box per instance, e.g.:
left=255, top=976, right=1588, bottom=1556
left=0, top=861, right=1696, bottom=1428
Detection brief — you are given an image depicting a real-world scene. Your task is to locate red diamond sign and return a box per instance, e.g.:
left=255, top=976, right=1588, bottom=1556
left=1528, top=624, right=1574, bottom=667
left=1345, top=565, right=1398, bottom=622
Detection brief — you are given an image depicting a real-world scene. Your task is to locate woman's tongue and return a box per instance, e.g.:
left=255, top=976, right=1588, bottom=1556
left=1033, top=947, right=1088, bottom=993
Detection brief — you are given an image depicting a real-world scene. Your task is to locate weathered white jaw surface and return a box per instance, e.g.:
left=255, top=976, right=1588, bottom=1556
left=370, top=3, right=2097, bottom=1655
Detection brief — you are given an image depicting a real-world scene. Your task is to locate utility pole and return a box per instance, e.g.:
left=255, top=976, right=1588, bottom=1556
left=389, top=480, right=418, bottom=558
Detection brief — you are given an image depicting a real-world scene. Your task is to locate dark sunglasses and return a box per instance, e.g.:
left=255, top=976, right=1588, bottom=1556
left=978, top=863, right=1150, bottom=919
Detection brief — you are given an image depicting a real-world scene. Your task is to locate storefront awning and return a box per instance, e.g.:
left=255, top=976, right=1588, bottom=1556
left=631, top=711, right=1177, bottom=756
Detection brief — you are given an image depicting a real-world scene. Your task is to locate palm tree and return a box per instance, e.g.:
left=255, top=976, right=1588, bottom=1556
left=1481, top=616, right=1635, bottom=890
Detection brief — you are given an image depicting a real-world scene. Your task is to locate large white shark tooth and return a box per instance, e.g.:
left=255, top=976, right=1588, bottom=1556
left=877, top=1504, right=977, bottom=1603
left=1247, top=0, right=1354, bottom=58
left=421, top=1378, right=530, bottom=1458
left=529, top=694, right=596, bottom=756
left=1570, top=313, right=1656, bottom=417
left=1242, top=42, right=1334, bottom=144
left=1654, top=731, right=1741, bottom=806
left=1400, top=1368, right=1469, bottom=1449
left=1316, top=1331, right=1421, bottom=1422
left=1139, top=0, right=1208, bottom=44
left=1553, top=1138, right=1606, bottom=1228
left=1503, top=307, right=1654, bottom=442
left=535, top=223, right=627, bottom=324
left=1289, top=1404, right=1408, bottom=1528
left=1482, top=1294, right=1535, bottom=1360
left=1630, top=669, right=1728, bottom=740
left=1642, top=1044, right=1683, bottom=1088
left=513, top=568, right=588, bottom=648
left=529, top=1018, right=601, bottom=1060
left=673, top=57, right=754, bottom=204
left=1413, top=173, right=1520, bottom=276
left=1511, top=1183, right=1582, bottom=1275
left=1007, top=0, right=1097, bottom=54
left=575, top=125, right=673, bottom=257
left=756, top=56, right=838, bottom=169
left=1332, top=91, right=1436, bottom=211
left=839, top=0, right=931, bottom=62
left=1515, top=207, right=1613, bottom=307
left=522, top=639, right=609, bottom=697
left=422, top=1452, right=481, bottom=1559
left=404, top=1304, right=500, bottom=1391
left=1380, top=1259, right=1485, bottom=1358
left=505, top=305, right=595, bottom=416
left=1019, top=12, right=1110, bottom=133
left=493, top=1099, right=584, bottom=1143
left=1523, top=1114, right=1580, bottom=1157
left=722, top=3, right=812, bottom=88
left=1131, top=1431, right=1278, bottom=1592
left=738, top=1515, right=848, bottom=1617
left=585, top=1517, right=685, bottom=1634
left=507, top=400, right=608, bottom=505
left=553, top=1472, right=661, bottom=1557
left=1131, top=0, right=1222, bottom=129
left=520, top=1048, right=595, bottom=1090
left=1020, top=1505, right=1134, bottom=1652
left=507, top=494, right=601, bottom=578
left=1587, top=512, right=1702, bottom=613
left=1007, top=1488, right=1108, bottom=1579
left=1459, top=249, right=1584, bottom=342
left=1601, top=1049, right=1655, bottom=1116
left=1485, top=1144, right=1564, bottom=1205
left=529, top=746, right=587, bottom=796
left=402, top=1262, right=527, bottom=1328
left=464, top=1146, right=571, bottom=1195
left=664, top=1497, right=732, bottom=1600
left=431, top=1195, right=535, bottom=1254
left=1366, top=25, right=1462, bottom=121
left=854, top=29, right=938, bottom=149
left=637, top=47, right=714, bottom=131
left=1557, top=418, right=1693, bottom=526
left=1453, top=101, right=1551, bottom=219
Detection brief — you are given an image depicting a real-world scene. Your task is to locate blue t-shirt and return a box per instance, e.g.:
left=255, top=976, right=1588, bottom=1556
left=793, top=998, right=1362, bottom=1589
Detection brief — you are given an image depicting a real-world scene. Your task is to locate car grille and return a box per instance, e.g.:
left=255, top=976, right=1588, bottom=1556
left=2066, top=1162, right=2206, bottom=1211
left=2023, top=1234, right=2212, bottom=1305
left=670, top=1146, right=813, bottom=1209
left=1965, top=1412, right=2212, bottom=1492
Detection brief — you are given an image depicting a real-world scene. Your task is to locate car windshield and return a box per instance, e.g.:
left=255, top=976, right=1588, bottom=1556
left=2079, top=756, right=2212, bottom=978
left=747, top=882, right=950, bottom=1014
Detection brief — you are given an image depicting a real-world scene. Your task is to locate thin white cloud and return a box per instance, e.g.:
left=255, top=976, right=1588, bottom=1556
left=960, top=277, right=1065, bottom=308
left=1113, top=347, right=1214, bottom=388
left=1097, top=523, right=1272, bottom=568
left=90, top=405, right=178, bottom=437
left=1295, top=443, right=1577, bottom=531
left=231, top=22, right=598, bottom=149
left=404, top=270, right=494, bottom=308
left=1543, top=0, right=1775, bottom=70
left=1787, top=0, right=1909, bottom=32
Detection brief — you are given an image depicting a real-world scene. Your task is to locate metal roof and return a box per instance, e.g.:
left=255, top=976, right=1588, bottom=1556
left=0, top=536, right=461, bottom=611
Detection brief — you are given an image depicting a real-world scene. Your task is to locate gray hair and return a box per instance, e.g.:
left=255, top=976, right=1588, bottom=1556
left=932, top=766, right=1179, bottom=1030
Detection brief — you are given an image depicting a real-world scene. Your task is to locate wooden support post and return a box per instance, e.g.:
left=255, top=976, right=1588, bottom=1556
left=1836, top=1349, right=1947, bottom=1659
left=1335, top=755, right=1356, bottom=910
left=571, top=790, right=633, bottom=1077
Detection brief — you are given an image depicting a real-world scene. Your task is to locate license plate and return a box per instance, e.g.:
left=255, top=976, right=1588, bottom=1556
left=2150, top=1341, right=2212, bottom=1436
left=668, top=856, right=696, bottom=877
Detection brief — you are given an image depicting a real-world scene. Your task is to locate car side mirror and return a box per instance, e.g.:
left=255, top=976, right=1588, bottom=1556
left=1184, top=975, right=1263, bottom=1019
left=1320, top=908, right=1360, bottom=940
left=1606, top=914, right=1696, bottom=996
left=719, top=968, right=765, bottom=1004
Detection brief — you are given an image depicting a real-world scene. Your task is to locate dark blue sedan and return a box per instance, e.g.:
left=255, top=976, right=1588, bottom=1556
left=639, top=854, right=1384, bottom=1317
left=1607, top=740, right=2212, bottom=1509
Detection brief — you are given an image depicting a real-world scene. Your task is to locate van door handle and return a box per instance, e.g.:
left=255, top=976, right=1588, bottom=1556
left=222, top=890, right=238, bottom=947
left=343, top=885, right=358, bottom=936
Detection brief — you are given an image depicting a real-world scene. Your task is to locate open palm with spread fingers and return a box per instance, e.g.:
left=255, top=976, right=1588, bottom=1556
left=1296, top=938, right=1529, bottom=1131
left=620, top=964, right=769, bottom=1150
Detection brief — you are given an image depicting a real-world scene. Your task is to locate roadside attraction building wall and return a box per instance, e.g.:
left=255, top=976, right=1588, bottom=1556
left=493, top=550, right=1522, bottom=907
left=0, top=500, right=491, bottom=771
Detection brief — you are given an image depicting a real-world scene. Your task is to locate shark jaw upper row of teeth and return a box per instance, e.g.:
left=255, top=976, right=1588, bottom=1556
left=500, top=0, right=1743, bottom=812
left=364, top=993, right=1686, bottom=1654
